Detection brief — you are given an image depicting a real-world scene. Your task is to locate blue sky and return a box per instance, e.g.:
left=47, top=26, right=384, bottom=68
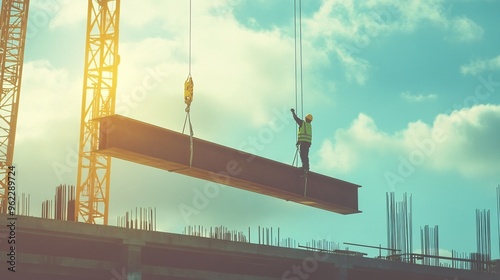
left=14, top=0, right=500, bottom=259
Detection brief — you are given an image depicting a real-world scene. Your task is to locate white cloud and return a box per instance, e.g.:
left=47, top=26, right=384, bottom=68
left=318, top=105, right=500, bottom=178
left=18, top=60, right=80, bottom=141
left=37, top=0, right=87, bottom=29
left=460, top=55, right=500, bottom=76
left=304, top=0, right=483, bottom=84
left=401, top=92, right=438, bottom=103
left=448, top=16, right=484, bottom=42
left=317, top=113, right=401, bottom=172
left=394, top=0, right=447, bottom=31
left=305, top=0, right=387, bottom=84
left=429, top=105, right=500, bottom=176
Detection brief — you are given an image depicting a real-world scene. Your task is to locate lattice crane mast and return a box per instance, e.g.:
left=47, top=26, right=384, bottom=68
left=75, top=0, right=120, bottom=224
left=0, top=0, right=29, bottom=213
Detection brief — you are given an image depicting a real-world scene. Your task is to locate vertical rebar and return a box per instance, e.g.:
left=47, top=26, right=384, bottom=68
left=475, top=209, right=491, bottom=271
left=497, top=185, right=500, bottom=258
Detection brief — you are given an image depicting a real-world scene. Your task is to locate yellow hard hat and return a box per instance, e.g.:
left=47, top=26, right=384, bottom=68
left=305, top=114, right=313, bottom=121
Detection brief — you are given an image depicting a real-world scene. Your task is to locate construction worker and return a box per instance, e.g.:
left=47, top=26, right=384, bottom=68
left=291, top=108, right=313, bottom=172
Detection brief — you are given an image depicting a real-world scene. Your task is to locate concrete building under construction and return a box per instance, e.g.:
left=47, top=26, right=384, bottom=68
left=0, top=1, right=499, bottom=279
left=1, top=214, right=499, bottom=280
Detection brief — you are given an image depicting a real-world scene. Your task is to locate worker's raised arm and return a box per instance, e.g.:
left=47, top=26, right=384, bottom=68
left=290, top=108, right=303, bottom=126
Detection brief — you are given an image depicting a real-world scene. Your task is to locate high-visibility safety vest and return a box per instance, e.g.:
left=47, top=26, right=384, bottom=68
left=298, top=121, right=312, bottom=143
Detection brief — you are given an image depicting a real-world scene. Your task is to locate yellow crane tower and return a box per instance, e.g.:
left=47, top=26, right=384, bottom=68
left=75, top=0, right=120, bottom=224
left=0, top=0, right=30, bottom=213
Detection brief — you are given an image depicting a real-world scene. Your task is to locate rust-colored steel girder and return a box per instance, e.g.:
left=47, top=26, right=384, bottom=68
left=97, top=115, right=361, bottom=214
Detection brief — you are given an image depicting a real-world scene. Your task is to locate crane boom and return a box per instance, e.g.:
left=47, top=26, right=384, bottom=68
left=0, top=0, right=29, bottom=213
left=75, top=0, right=120, bottom=224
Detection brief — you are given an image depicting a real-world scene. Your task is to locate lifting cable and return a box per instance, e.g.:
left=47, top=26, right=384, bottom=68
left=292, top=0, right=308, bottom=196
left=292, top=0, right=304, bottom=168
left=182, top=0, right=194, bottom=168
left=298, top=0, right=304, bottom=120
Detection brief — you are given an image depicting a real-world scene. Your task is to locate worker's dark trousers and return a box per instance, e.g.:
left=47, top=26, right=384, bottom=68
left=299, top=141, right=311, bottom=171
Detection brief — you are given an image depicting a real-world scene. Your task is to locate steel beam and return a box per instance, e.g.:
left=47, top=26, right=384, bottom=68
left=97, top=115, right=361, bottom=214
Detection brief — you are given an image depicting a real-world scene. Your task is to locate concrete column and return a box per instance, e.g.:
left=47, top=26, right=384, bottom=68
left=491, top=260, right=500, bottom=274
left=334, top=267, right=348, bottom=280
left=333, top=254, right=352, bottom=280
left=121, top=241, right=143, bottom=280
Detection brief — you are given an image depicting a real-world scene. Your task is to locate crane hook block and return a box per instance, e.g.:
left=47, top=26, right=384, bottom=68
left=184, top=76, right=194, bottom=107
